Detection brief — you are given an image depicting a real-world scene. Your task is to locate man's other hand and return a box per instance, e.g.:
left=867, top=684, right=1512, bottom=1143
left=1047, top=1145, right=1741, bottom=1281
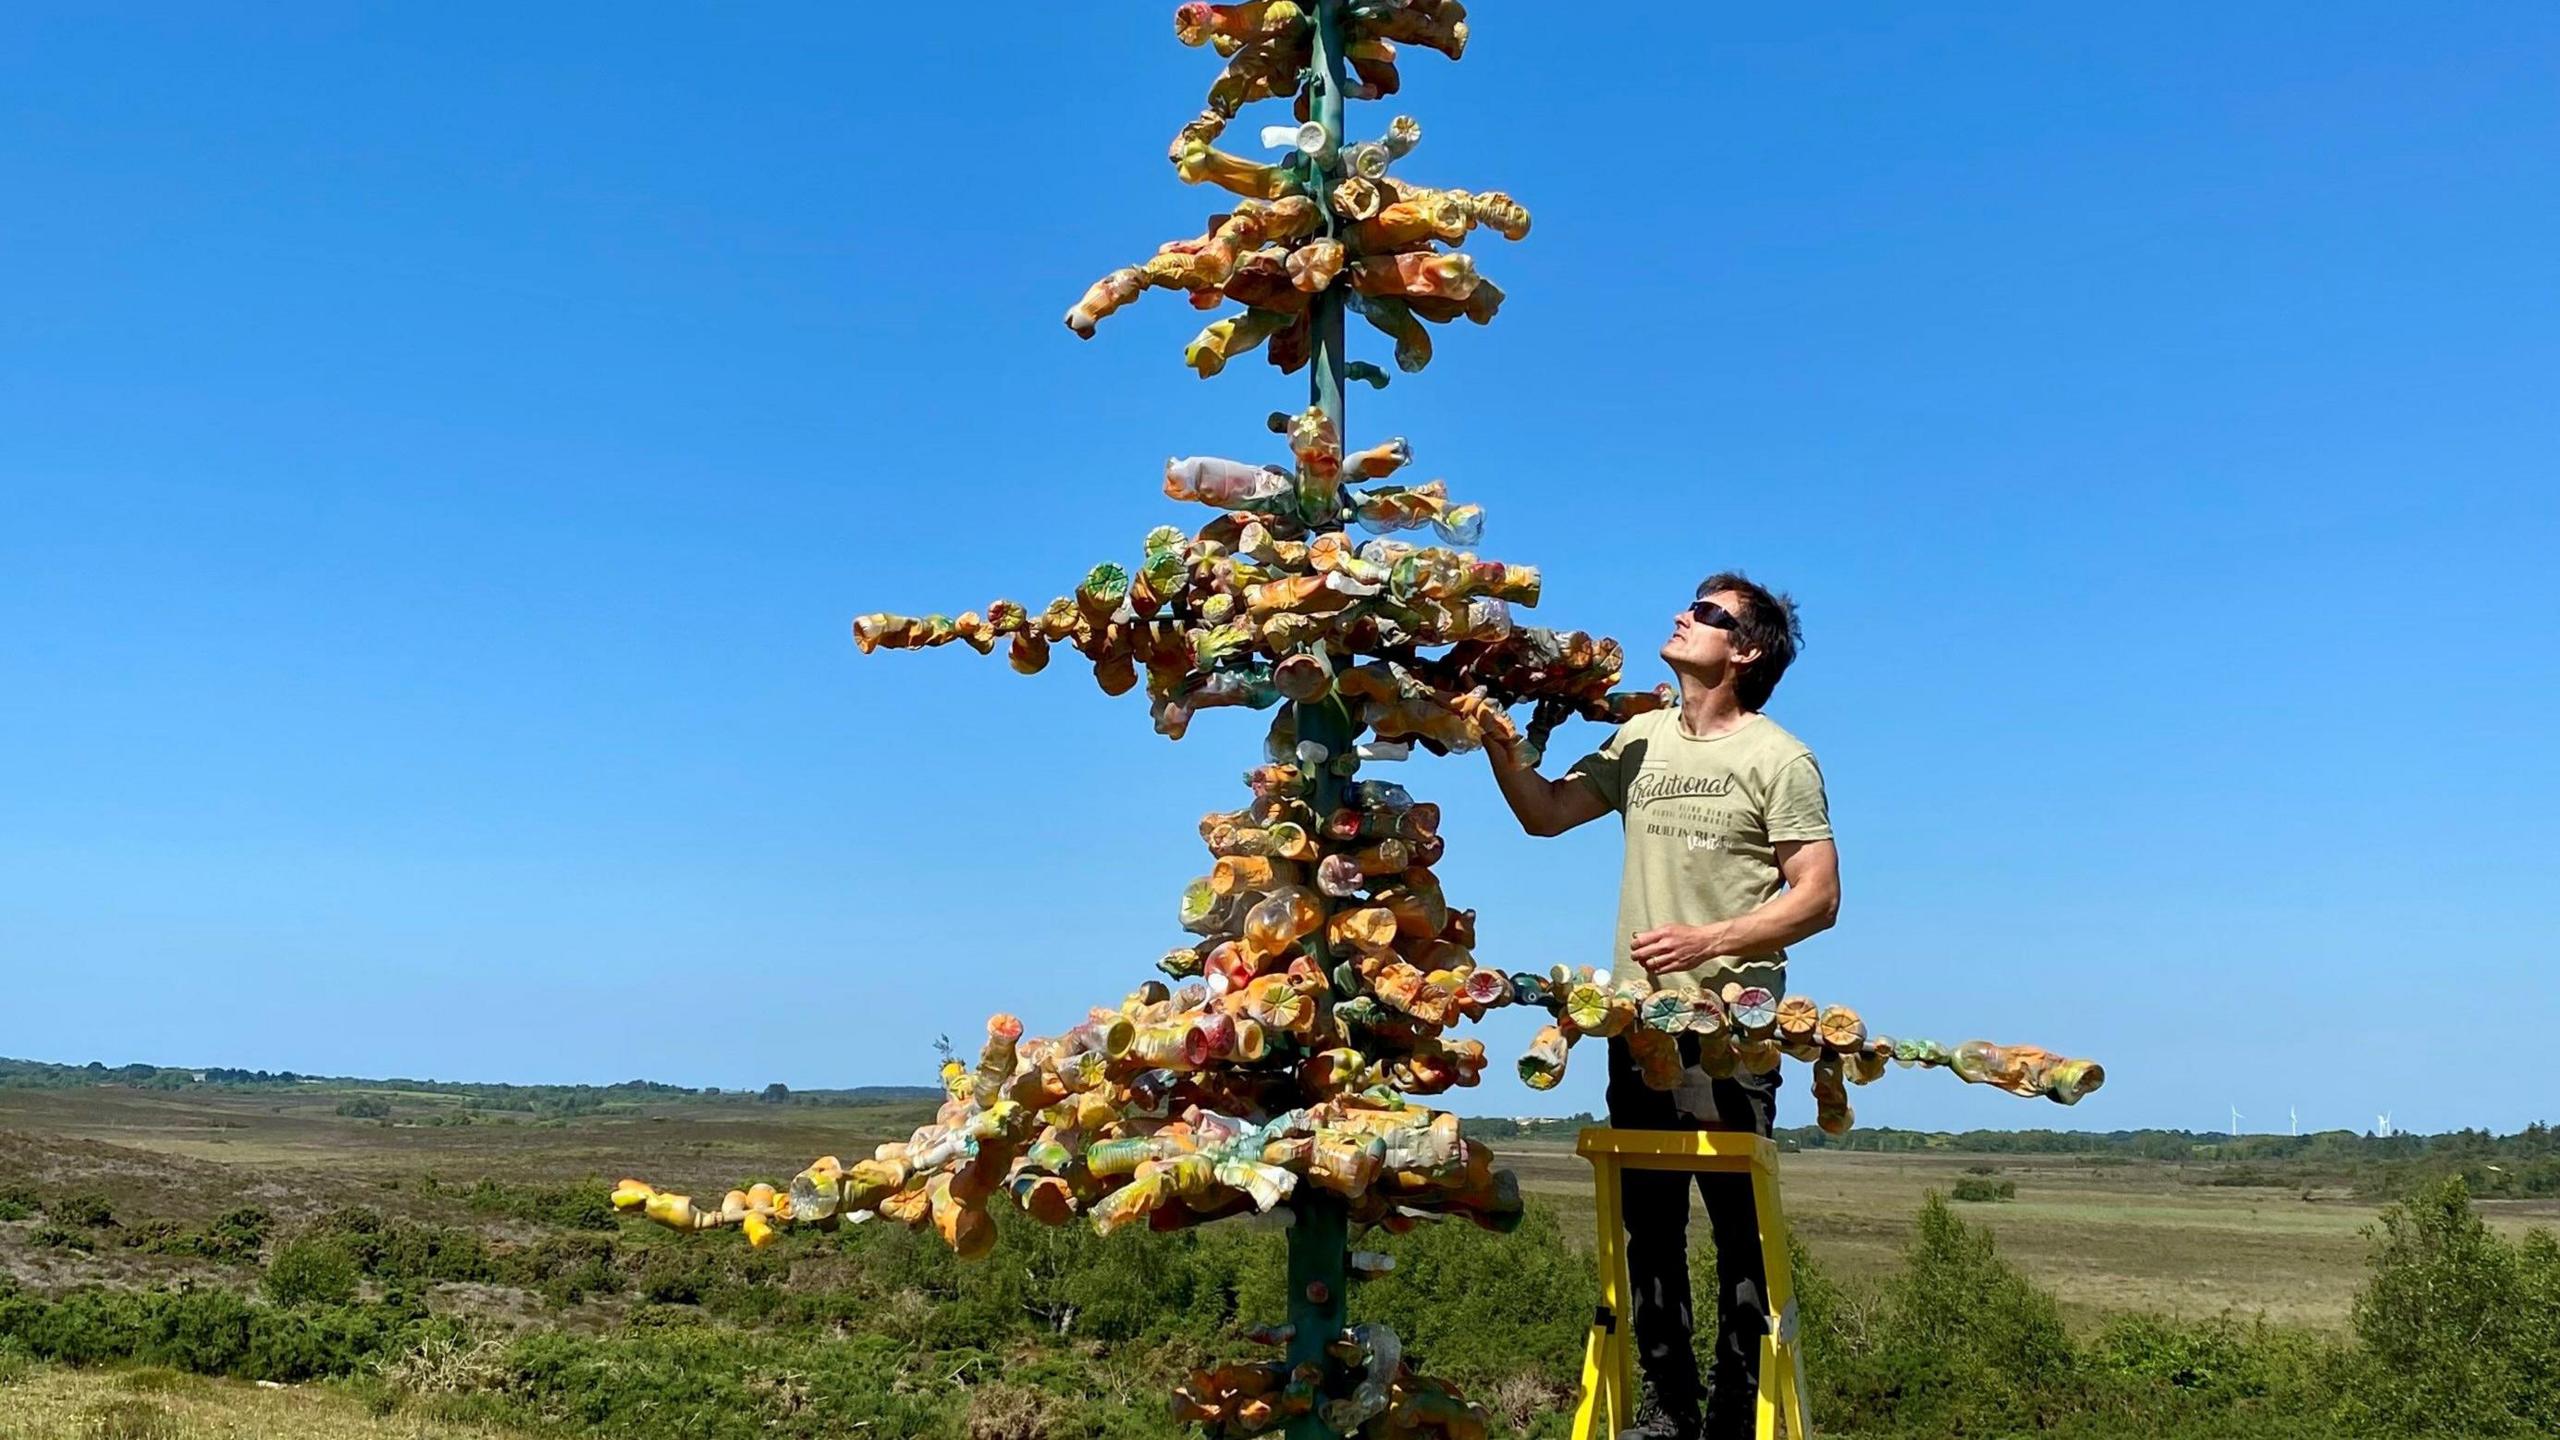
left=1627, top=839, right=1842, bottom=976
left=1630, top=923, right=1731, bottom=975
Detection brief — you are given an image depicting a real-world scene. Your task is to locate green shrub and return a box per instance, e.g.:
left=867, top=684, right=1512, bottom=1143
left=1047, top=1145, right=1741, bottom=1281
left=45, top=1191, right=115, bottom=1228
left=2087, top=1313, right=2289, bottom=1404
left=372, top=1220, right=494, bottom=1286
left=29, top=1223, right=93, bottom=1252
left=1351, top=1203, right=1592, bottom=1392
left=1819, top=1193, right=2081, bottom=1433
left=514, top=1232, right=623, bottom=1306
left=0, top=1182, right=37, bottom=1222
left=121, top=1218, right=191, bottom=1253
left=2340, top=1177, right=2560, bottom=1436
left=460, top=1176, right=618, bottom=1231
left=0, top=1285, right=457, bottom=1383
left=204, top=1207, right=272, bottom=1263
left=121, top=1207, right=271, bottom=1265
left=1951, top=1176, right=2016, bottom=1202
left=265, top=1236, right=361, bottom=1307
left=478, top=1327, right=952, bottom=1439
left=297, top=1204, right=494, bottom=1287
left=639, top=1251, right=714, bottom=1306
left=981, top=1209, right=1264, bottom=1349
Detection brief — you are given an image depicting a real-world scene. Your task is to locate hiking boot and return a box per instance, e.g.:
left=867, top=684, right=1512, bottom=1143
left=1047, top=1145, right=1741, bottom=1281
left=1618, top=1391, right=1704, bottom=1440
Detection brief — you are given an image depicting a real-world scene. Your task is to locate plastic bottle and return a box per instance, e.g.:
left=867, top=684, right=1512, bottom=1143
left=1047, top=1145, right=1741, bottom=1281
left=1273, top=647, right=1337, bottom=702
left=1065, top=265, right=1146, bottom=338
left=1172, top=140, right=1302, bottom=201
left=1308, top=1130, right=1386, bottom=1196
left=1517, top=1025, right=1571, bottom=1090
left=1725, top=985, right=1780, bottom=1033
left=1236, top=974, right=1312, bottom=1035
left=1374, top=879, right=1448, bottom=939
left=1244, top=762, right=1305, bottom=798
left=1187, top=664, right=1280, bottom=711
left=1211, top=855, right=1301, bottom=896
left=1191, top=940, right=1250, bottom=993
left=1185, top=307, right=1293, bottom=378
left=1076, top=563, right=1131, bottom=625
left=1181, top=877, right=1239, bottom=934
left=1325, top=905, right=1399, bottom=955
left=1316, top=853, right=1366, bottom=897
left=1352, top=479, right=1447, bottom=533
left=1818, top=1004, right=1868, bottom=1051
left=1346, top=436, right=1411, bottom=479
left=1348, top=779, right=1414, bottom=812
left=1812, top=1055, right=1853, bottom=1137
left=1165, top=455, right=1292, bottom=508
left=1627, top=1027, right=1685, bottom=1091
left=973, top=1014, right=1022, bottom=1108
left=1243, top=885, right=1323, bottom=957
left=1639, top=992, right=1691, bottom=1034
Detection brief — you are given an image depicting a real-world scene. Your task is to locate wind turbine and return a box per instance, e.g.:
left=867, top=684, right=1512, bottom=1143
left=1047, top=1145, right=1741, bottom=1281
left=2376, top=1111, right=2393, bottom=1139
left=2290, top=1105, right=2299, bottom=1137
left=2229, top=1103, right=2244, bottom=1138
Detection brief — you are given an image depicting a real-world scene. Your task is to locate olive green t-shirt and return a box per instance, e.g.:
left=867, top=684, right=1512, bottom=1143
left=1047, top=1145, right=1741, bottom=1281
left=1566, top=709, right=1831, bottom=998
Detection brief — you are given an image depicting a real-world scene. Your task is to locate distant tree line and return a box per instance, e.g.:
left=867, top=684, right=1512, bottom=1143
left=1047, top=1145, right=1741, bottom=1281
left=0, top=1054, right=938, bottom=1110
left=1455, top=1110, right=2559, bottom=1197
left=1778, top=1122, right=2560, bottom=1199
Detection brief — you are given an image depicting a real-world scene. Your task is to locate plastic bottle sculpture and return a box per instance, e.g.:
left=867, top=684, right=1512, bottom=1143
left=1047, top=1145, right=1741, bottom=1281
left=615, top=6, right=2101, bottom=1436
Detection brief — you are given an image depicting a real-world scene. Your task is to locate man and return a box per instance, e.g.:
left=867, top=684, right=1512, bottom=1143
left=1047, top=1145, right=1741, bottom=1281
left=1488, top=572, right=1840, bottom=1440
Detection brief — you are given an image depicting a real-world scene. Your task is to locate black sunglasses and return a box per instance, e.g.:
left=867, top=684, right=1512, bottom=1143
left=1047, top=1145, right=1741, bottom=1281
left=1687, top=598, right=1740, bottom=631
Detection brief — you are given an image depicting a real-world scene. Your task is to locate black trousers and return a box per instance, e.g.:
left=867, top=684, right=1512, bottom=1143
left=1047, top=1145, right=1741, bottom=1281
left=1603, top=1035, right=1781, bottom=1440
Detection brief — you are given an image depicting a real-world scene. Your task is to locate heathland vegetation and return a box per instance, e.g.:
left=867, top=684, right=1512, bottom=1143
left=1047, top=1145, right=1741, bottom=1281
left=1, top=1064, right=2553, bottom=1438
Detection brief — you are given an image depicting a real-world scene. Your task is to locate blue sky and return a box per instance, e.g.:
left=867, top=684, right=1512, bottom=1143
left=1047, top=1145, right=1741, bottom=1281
left=4, top=4, right=2554, bottom=1135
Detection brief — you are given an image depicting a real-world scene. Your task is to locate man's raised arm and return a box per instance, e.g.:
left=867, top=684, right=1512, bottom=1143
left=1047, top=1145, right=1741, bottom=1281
left=1488, top=747, right=1612, bottom=837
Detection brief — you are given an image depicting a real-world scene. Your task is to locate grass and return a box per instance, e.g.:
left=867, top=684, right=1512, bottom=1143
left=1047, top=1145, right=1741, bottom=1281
left=0, top=1364, right=534, bottom=1440
left=5, top=1083, right=2555, bottom=1336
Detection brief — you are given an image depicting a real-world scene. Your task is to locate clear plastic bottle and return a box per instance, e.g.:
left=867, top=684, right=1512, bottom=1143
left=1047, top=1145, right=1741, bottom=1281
left=1165, top=455, right=1293, bottom=508
left=1242, top=885, right=1323, bottom=958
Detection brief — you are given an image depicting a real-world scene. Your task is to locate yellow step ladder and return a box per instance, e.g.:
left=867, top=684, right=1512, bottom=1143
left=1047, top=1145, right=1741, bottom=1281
left=1571, top=1127, right=1812, bottom=1440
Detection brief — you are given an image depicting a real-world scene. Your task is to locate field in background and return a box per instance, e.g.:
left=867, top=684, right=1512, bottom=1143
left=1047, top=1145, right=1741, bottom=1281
left=1504, top=1140, right=2560, bottom=1330
left=8, top=1082, right=2554, bottom=1333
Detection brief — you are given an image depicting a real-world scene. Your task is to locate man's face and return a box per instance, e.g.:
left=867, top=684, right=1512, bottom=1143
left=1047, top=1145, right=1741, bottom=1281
left=1661, top=588, right=1755, bottom=675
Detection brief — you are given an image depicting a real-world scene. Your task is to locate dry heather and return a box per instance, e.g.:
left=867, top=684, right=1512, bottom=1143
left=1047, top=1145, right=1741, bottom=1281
left=0, top=1364, right=531, bottom=1440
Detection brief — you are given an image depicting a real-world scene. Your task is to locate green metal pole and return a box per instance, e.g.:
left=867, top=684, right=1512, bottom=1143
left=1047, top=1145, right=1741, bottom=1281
left=1285, top=5, right=1353, bottom=1437
left=1306, top=0, right=1350, bottom=431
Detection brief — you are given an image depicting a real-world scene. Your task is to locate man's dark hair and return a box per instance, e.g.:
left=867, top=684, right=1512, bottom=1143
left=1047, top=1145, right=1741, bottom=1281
left=1699, top=571, right=1802, bottom=711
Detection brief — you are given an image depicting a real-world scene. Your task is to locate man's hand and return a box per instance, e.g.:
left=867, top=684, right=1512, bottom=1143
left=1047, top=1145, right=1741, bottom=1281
left=1631, top=923, right=1734, bottom=976
left=1629, top=839, right=1843, bottom=976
